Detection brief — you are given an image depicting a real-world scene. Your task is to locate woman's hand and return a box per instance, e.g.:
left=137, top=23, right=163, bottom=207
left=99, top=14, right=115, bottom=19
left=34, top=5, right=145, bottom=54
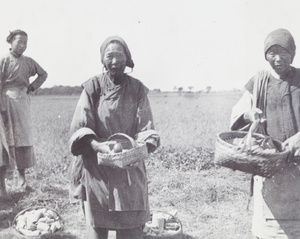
left=282, top=132, right=300, bottom=156
left=243, top=108, right=262, bottom=123
left=26, top=85, right=34, bottom=94
left=90, top=139, right=116, bottom=154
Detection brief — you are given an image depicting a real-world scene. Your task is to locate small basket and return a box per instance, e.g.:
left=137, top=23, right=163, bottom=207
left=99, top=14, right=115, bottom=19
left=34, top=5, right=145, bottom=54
left=143, top=211, right=183, bottom=239
left=12, top=206, right=63, bottom=239
left=214, top=131, right=290, bottom=178
left=97, top=133, right=148, bottom=168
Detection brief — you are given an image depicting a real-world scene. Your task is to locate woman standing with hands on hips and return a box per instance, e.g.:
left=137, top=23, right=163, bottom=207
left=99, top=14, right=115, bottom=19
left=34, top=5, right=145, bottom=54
left=69, top=36, right=160, bottom=239
left=231, top=29, right=300, bottom=238
left=0, top=30, right=48, bottom=196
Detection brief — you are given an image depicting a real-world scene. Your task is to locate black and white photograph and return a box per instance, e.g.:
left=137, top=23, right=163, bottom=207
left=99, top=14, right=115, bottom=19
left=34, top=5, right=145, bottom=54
left=1, top=0, right=300, bottom=238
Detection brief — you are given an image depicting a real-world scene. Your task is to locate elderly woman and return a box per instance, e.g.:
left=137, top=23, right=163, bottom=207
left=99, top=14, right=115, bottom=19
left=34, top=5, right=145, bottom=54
left=0, top=29, right=48, bottom=192
left=230, top=29, right=300, bottom=239
left=69, top=36, right=160, bottom=239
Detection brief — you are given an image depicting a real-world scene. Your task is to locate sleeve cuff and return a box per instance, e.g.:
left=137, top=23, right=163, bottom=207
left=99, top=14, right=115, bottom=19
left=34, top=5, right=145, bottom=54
left=69, top=127, right=97, bottom=155
left=134, top=129, right=160, bottom=151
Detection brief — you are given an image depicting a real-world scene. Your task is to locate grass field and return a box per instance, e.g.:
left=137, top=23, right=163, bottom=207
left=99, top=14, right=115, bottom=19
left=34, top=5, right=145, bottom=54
left=0, top=91, right=254, bottom=239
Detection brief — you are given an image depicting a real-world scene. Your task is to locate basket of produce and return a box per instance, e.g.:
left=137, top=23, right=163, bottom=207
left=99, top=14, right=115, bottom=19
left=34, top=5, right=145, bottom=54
left=214, top=130, right=290, bottom=178
left=143, top=211, right=183, bottom=239
left=97, top=133, right=149, bottom=168
left=12, top=206, right=63, bottom=238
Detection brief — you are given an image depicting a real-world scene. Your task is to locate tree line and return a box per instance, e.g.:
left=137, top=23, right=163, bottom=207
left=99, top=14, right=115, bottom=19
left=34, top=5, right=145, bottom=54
left=33, top=85, right=214, bottom=96
left=34, top=85, right=83, bottom=95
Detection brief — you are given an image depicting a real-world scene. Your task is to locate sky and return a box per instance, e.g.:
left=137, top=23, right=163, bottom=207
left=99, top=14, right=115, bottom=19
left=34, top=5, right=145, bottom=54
left=0, top=0, right=300, bottom=91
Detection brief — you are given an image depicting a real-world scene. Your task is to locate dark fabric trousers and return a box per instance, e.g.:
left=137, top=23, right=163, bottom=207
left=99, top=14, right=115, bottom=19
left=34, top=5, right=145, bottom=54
left=87, top=226, right=143, bottom=239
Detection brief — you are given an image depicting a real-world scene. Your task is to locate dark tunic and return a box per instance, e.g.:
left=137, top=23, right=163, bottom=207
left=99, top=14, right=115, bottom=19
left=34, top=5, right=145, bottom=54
left=69, top=73, right=159, bottom=229
left=230, top=68, right=300, bottom=238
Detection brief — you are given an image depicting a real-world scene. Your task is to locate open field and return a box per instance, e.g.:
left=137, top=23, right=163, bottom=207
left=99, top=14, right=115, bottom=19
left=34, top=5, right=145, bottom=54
left=0, top=91, right=255, bottom=239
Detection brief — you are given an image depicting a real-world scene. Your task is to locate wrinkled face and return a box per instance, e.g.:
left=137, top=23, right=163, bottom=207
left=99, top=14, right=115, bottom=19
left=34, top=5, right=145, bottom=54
left=11, top=34, right=27, bottom=56
left=266, top=45, right=292, bottom=76
left=103, top=42, right=127, bottom=77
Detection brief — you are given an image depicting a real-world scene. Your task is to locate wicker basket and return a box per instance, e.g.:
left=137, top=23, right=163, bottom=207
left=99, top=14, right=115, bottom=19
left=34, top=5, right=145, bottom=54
left=97, top=133, right=148, bottom=168
left=143, top=211, right=183, bottom=239
left=214, top=131, right=290, bottom=178
left=12, top=206, right=63, bottom=239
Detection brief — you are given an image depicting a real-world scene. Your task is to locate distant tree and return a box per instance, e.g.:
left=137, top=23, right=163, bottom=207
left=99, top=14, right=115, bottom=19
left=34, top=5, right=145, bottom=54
left=173, top=86, right=177, bottom=91
left=188, top=86, right=194, bottom=92
left=178, top=87, right=183, bottom=95
left=153, top=89, right=161, bottom=93
left=206, top=86, right=212, bottom=93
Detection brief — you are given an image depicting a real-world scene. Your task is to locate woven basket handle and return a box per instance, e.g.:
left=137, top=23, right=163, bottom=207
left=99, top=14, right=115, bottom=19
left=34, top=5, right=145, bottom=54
left=242, top=77, right=268, bottom=151
left=251, top=74, right=268, bottom=122
left=248, top=76, right=268, bottom=133
left=108, top=133, right=138, bottom=149
left=252, top=77, right=258, bottom=111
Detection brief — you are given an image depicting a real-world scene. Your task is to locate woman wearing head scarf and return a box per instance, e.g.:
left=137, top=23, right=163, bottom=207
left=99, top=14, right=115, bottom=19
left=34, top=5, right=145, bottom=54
left=230, top=28, right=300, bottom=238
left=69, top=36, right=160, bottom=239
left=0, top=30, right=48, bottom=194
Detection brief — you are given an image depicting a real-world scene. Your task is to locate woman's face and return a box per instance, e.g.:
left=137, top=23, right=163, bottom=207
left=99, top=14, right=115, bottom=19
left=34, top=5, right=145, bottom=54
left=103, top=42, right=127, bottom=77
left=266, top=45, right=292, bottom=76
left=11, top=34, right=27, bottom=56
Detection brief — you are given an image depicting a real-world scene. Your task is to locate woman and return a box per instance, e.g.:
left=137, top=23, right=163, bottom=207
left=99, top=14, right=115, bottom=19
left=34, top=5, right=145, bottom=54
left=0, top=29, right=48, bottom=192
left=69, top=36, right=160, bottom=239
left=230, top=28, right=300, bottom=239
left=0, top=110, right=10, bottom=200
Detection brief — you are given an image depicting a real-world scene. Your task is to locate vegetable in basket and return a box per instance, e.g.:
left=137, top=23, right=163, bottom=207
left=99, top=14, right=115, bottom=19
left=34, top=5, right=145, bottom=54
left=232, top=118, right=279, bottom=154
left=14, top=207, right=62, bottom=237
left=112, top=142, right=123, bottom=153
left=143, top=212, right=182, bottom=237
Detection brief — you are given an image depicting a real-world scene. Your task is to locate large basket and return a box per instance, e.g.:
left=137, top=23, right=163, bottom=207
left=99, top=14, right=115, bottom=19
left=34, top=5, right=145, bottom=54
left=97, top=133, right=148, bottom=168
left=12, top=206, right=63, bottom=239
left=143, top=211, right=183, bottom=239
left=214, top=131, right=290, bottom=178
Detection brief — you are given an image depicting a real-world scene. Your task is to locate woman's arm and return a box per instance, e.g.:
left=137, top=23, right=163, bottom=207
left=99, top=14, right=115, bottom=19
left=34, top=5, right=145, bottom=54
left=0, top=79, right=4, bottom=112
left=69, top=88, right=117, bottom=155
left=135, top=88, right=160, bottom=153
left=230, top=90, right=262, bottom=131
left=28, top=59, right=48, bottom=93
left=230, top=91, right=253, bottom=130
left=0, top=58, right=6, bottom=112
left=83, top=136, right=115, bottom=154
left=69, top=89, right=97, bottom=155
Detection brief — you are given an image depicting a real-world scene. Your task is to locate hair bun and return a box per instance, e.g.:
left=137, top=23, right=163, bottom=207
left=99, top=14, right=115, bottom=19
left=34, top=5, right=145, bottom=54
left=6, top=30, right=27, bottom=43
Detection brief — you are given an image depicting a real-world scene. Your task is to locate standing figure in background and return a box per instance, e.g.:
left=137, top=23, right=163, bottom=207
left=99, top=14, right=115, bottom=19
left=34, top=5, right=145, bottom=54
left=230, top=28, right=300, bottom=238
left=69, top=35, right=160, bottom=239
left=0, top=106, right=9, bottom=200
left=0, top=30, right=48, bottom=193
